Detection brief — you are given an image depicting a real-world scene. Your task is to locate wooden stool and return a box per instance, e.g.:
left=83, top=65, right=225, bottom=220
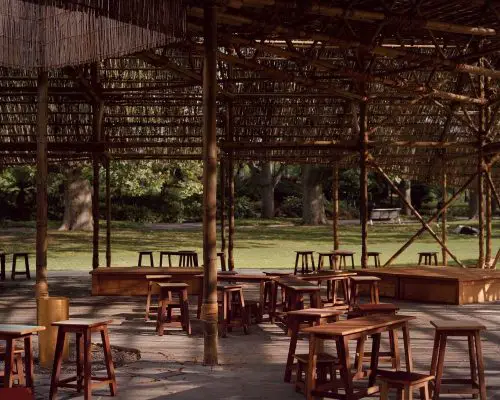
left=367, top=251, right=381, bottom=267
left=0, top=388, right=34, bottom=399
left=155, top=282, right=191, bottom=336
left=0, top=345, right=25, bottom=387
left=178, top=251, right=198, bottom=267
left=317, top=252, right=336, bottom=271
left=377, top=370, right=434, bottom=400
left=294, top=353, right=339, bottom=393
left=245, top=300, right=262, bottom=324
left=332, top=250, right=355, bottom=269
left=325, top=276, right=350, bottom=305
left=0, top=252, right=5, bottom=281
left=50, top=319, right=116, bottom=400
left=348, top=304, right=400, bottom=370
left=294, top=251, right=315, bottom=274
left=284, top=308, right=343, bottom=383
left=11, top=253, right=30, bottom=280
left=137, top=251, right=154, bottom=267
left=217, top=284, right=249, bottom=337
left=144, top=275, right=172, bottom=321
left=418, top=252, right=438, bottom=266
left=430, top=320, right=486, bottom=400
left=349, top=276, right=381, bottom=305
left=217, top=252, right=227, bottom=271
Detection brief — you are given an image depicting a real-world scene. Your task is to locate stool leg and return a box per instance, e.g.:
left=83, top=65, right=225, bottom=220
left=294, top=253, right=299, bottom=275
left=373, top=282, right=380, bottom=304
left=434, top=254, right=438, bottom=265
left=14, top=353, right=25, bottom=386
left=156, top=299, right=167, bottom=336
left=474, top=331, right=486, bottom=400
left=149, top=253, right=154, bottom=267
left=23, top=335, right=33, bottom=389
left=433, top=333, right=447, bottom=400
left=389, top=329, right=401, bottom=370
left=318, top=255, right=323, bottom=271
left=4, top=338, right=14, bottom=388
left=404, top=385, right=413, bottom=400
left=197, top=293, right=202, bottom=319
left=380, top=382, right=389, bottom=400
left=0, top=254, right=5, bottom=280
left=160, top=253, right=163, bottom=267
left=420, top=383, right=430, bottom=400
left=311, top=254, right=315, bottom=272
left=11, top=256, right=16, bottom=280
left=138, top=254, right=142, bottom=267
left=76, top=332, right=84, bottom=392
left=351, top=255, right=354, bottom=268
left=145, top=281, right=152, bottom=321
left=239, top=289, right=249, bottom=334
left=101, top=326, right=117, bottom=396
left=181, top=289, right=191, bottom=335
left=83, top=329, right=92, bottom=400
left=49, top=328, right=66, bottom=399
left=418, top=254, right=422, bottom=265
left=25, top=255, right=30, bottom=279
left=468, top=334, right=478, bottom=398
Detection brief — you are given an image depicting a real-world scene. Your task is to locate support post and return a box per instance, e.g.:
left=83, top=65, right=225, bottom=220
left=441, top=162, right=448, bottom=266
left=220, top=158, right=226, bottom=258
left=359, top=102, right=369, bottom=269
left=201, top=1, right=218, bottom=366
left=36, top=70, right=49, bottom=298
left=486, top=172, right=492, bottom=266
left=227, top=99, right=235, bottom=271
left=105, top=156, right=112, bottom=267
left=332, top=163, right=339, bottom=250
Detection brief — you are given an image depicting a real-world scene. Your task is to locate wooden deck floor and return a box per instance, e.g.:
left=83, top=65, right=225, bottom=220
left=1, top=271, right=500, bottom=399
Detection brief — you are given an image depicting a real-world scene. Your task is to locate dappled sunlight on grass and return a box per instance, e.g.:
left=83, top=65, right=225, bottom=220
left=0, top=219, right=496, bottom=269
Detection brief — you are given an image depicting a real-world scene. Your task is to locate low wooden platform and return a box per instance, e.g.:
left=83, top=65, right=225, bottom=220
left=355, top=266, right=500, bottom=305
left=90, top=267, right=203, bottom=296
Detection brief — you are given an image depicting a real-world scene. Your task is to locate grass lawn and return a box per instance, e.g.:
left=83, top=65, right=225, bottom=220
left=0, top=219, right=496, bottom=270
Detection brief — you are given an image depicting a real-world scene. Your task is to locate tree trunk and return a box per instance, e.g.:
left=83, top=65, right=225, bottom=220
left=468, top=176, right=479, bottom=219
left=260, top=161, right=275, bottom=219
left=302, top=165, right=327, bottom=225
left=402, top=180, right=412, bottom=216
left=59, top=168, right=94, bottom=231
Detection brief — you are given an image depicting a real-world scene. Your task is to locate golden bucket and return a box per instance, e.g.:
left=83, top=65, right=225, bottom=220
left=37, top=297, right=69, bottom=368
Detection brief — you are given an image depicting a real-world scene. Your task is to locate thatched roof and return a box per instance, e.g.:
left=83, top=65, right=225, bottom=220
left=1, top=0, right=500, bottom=186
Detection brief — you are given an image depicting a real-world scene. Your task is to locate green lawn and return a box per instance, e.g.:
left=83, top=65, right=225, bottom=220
left=0, top=219, right=496, bottom=270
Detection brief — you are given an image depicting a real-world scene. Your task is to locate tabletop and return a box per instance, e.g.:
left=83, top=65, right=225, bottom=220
left=287, top=308, right=344, bottom=318
left=274, top=276, right=320, bottom=291
left=431, top=320, right=486, bottom=331
left=0, top=324, right=46, bottom=336
left=296, top=271, right=357, bottom=280
left=52, top=318, right=113, bottom=328
left=146, top=274, right=172, bottom=280
left=301, top=314, right=415, bottom=337
left=217, top=273, right=273, bottom=281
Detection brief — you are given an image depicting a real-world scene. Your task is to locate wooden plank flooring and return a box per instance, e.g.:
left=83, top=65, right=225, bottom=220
left=1, top=271, right=500, bottom=399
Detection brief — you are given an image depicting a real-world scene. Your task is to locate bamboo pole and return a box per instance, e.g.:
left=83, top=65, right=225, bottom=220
left=486, top=175, right=492, bottom=266
left=441, top=163, right=448, bottom=266
left=201, top=1, right=219, bottom=366
left=105, top=156, right=111, bottom=268
left=359, top=103, right=369, bottom=269
left=92, top=100, right=104, bottom=270
left=220, top=158, right=226, bottom=260
left=485, top=171, right=500, bottom=215
left=478, top=59, right=487, bottom=268
left=371, top=159, right=465, bottom=268
left=332, top=164, right=339, bottom=250
left=35, top=69, right=49, bottom=299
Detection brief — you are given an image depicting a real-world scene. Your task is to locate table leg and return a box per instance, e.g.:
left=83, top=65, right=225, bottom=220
left=101, top=326, right=118, bottom=395
left=311, top=292, right=321, bottom=308
left=4, top=338, right=14, bottom=388
left=0, top=254, right=5, bottom=281
left=433, top=333, right=447, bottom=400
left=76, top=332, right=84, bottom=392
left=468, top=334, right=478, bottom=398
left=355, top=336, right=366, bottom=375
left=259, top=281, right=266, bottom=319
left=24, top=335, right=34, bottom=389
left=474, top=331, right=486, bottom=400
left=306, top=334, right=318, bottom=400
left=337, top=336, right=354, bottom=397
left=49, top=328, right=66, bottom=400
left=145, top=281, right=152, bottom=321
left=368, top=333, right=382, bottom=387
left=83, top=329, right=92, bottom=400
left=271, top=281, right=278, bottom=323
left=284, top=315, right=299, bottom=382
left=402, top=323, right=413, bottom=372
left=156, top=297, right=167, bottom=336
left=389, top=328, right=401, bottom=370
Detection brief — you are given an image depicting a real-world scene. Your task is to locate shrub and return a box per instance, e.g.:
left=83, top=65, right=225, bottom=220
left=280, top=195, right=302, bottom=218
left=235, top=196, right=259, bottom=218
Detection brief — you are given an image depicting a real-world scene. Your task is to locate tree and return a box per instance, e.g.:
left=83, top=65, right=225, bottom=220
left=302, top=165, right=327, bottom=225
left=58, top=167, right=93, bottom=231
left=401, top=180, right=412, bottom=216
left=249, top=161, right=285, bottom=218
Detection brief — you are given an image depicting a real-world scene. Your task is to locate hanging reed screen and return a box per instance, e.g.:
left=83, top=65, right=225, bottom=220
left=0, top=0, right=185, bottom=69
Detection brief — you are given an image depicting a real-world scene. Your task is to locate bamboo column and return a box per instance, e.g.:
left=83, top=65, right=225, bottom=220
left=486, top=174, right=492, bottom=266
left=227, top=100, right=235, bottom=271
left=332, top=163, right=339, bottom=250
left=478, top=61, right=486, bottom=268
left=359, top=102, right=369, bottom=269
left=201, top=0, right=218, bottom=366
left=105, top=156, right=112, bottom=267
left=92, top=101, right=104, bottom=270
left=35, top=70, right=49, bottom=299
left=441, top=162, right=448, bottom=266
left=220, top=158, right=226, bottom=265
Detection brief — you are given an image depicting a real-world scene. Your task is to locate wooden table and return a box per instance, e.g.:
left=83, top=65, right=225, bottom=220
left=271, top=276, right=321, bottom=323
left=0, top=324, right=45, bottom=389
left=297, top=271, right=357, bottom=304
left=302, top=314, right=415, bottom=400
left=218, top=273, right=276, bottom=318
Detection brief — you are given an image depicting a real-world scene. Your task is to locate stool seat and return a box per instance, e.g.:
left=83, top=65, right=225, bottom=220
left=377, top=370, right=434, bottom=400
left=217, top=283, right=241, bottom=290
left=431, top=320, right=486, bottom=331
left=332, top=250, right=355, bottom=269
left=367, top=251, right=380, bottom=256
left=377, top=370, right=434, bottom=386
left=350, top=276, right=381, bottom=305
left=350, top=276, right=381, bottom=282
left=52, top=318, right=113, bottom=328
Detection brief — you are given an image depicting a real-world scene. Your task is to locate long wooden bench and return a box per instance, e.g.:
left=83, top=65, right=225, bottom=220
left=90, top=267, right=203, bottom=296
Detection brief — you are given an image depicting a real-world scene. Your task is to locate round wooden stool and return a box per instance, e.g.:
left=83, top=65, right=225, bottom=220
left=349, top=276, right=381, bottom=305
left=137, top=251, right=154, bottom=267
left=418, top=252, right=438, bottom=266
left=430, top=320, right=486, bottom=400
left=217, top=284, right=249, bottom=337
left=50, top=319, right=117, bottom=400
left=144, top=274, right=172, bottom=321
left=155, top=282, right=191, bottom=336
left=11, top=253, right=30, bottom=280
left=284, top=308, right=343, bottom=383
left=377, top=370, right=434, bottom=400
left=294, top=251, right=315, bottom=274
left=317, top=252, right=336, bottom=271
left=332, top=250, right=355, bottom=269
left=367, top=251, right=381, bottom=267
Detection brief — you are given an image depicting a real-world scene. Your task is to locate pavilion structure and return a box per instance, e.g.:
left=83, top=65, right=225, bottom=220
left=0, top=0, right=500, bottom=363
